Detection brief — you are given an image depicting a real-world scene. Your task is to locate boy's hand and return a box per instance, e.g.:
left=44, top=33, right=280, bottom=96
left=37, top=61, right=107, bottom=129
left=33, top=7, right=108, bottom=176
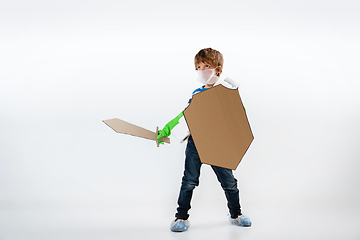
left=157, top=129, right=168, bottom=145
left=157, top=112, right=183, bottom=146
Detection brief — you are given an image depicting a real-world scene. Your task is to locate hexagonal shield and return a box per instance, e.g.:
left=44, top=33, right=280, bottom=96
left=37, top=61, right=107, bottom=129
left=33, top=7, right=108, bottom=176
left=183, top=84, right=253, bottom=170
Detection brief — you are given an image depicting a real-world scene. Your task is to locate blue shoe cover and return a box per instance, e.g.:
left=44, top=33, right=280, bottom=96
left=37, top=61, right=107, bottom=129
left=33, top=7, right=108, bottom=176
left=170, top=219, right=190, bottom=232
left=229, top=214, right=252, bottom=227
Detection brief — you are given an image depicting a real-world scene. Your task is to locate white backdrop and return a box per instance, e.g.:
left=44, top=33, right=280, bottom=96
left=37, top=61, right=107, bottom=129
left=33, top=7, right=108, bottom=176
left=1, top=1, right=360, bottom=239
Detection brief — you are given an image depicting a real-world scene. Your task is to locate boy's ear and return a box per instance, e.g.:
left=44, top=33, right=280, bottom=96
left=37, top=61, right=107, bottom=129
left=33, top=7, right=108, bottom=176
left=216, top=66, right=222, bottom=75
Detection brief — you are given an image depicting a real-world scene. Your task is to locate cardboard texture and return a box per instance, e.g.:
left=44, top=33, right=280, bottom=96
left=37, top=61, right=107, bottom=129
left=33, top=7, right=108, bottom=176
left=183, top=84, right=253, bottom=170
left=103, top=118, right=170, bottom=146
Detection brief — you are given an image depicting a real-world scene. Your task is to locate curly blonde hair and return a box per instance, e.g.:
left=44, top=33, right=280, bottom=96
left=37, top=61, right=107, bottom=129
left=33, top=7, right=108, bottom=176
left=194, top=48, right=224, bottom=74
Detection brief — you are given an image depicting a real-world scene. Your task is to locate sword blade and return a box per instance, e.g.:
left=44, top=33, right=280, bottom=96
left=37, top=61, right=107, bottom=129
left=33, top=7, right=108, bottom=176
left=103, top=118, right=170, bottom=144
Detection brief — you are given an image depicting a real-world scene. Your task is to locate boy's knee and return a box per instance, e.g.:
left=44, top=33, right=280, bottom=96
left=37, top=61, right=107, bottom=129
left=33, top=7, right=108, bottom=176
left=181, top=177, right=199, bottom=190
left=222, top=181, right=238, bottom=192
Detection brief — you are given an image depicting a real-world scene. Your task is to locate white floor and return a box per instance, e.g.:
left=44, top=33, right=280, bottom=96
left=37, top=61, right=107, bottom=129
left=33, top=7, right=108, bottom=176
left=1, top=201, right=359, bottom=240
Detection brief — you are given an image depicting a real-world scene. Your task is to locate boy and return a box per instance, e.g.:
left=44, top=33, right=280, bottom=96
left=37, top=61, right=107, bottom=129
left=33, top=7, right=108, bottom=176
left=157, top=48, right=251, bottom=232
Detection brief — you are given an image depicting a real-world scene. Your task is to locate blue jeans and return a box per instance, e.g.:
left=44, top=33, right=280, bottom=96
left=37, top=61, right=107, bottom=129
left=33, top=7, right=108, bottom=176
left=175, top=136, right=241, bottom=220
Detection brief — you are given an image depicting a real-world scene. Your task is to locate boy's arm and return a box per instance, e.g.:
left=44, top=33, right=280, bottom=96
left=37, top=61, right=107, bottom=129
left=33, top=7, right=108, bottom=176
left=157, top=112, right=184, bottom=144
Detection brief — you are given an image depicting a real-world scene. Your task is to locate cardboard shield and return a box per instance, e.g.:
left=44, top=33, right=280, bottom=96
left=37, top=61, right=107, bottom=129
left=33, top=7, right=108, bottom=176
left=183, top=85, right=254, bottom=170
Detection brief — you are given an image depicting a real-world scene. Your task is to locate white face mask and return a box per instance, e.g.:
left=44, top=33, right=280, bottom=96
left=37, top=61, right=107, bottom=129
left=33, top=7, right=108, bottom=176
left=196, top=67, right=219, bottom=85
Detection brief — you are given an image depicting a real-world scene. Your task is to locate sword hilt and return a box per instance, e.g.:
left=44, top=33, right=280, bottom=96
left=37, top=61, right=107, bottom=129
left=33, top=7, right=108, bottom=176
left=156, top=126, right=159, bottom=147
